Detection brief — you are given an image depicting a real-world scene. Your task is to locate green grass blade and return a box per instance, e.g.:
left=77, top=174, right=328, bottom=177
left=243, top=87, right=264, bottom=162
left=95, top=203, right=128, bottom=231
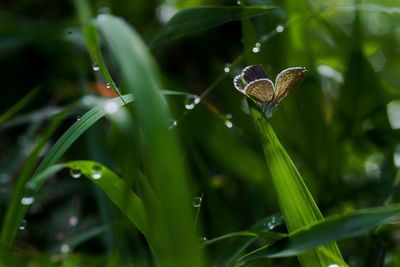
left=213, top=213, right=284, bottom=266
left=33, top=95, right=133, bottom=176
left=0, top=164, right=64, bottom=266
left=236, top=204, right=400, bottom=265
left=96, top=14, right=205, bottom=267
left=249, top=105, right=344, bottom=266
left=64, top=161, right=147, bottom=235
left=151, top=6, right=275, bottom=47
left=74, top=0, right=125, bottom=103
left=0, top=115, right=65, bottom=260
left=0, top=86, right=39, bottom=125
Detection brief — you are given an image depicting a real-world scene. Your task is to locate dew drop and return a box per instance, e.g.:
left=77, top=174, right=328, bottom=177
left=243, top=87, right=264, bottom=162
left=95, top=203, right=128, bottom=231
left=91, top=164, right=102, bottom=180
left=21, top=196, right=35, bottom=206
left=92, top=63, right=99, bottom=71
left=267, top=217, right=277, bottom=230
left=252, top=46, right=260, bottom=53
left=192, top=196, right=202, bottom=208
left=76, top=116, right=81, bottom=121
left=224, top=64, right=231, bottom=73
left=106, top=83, right=111, bottom=89
left=21, top=184, right=35, bottom=206
left=19, top=219, right=27, bottom=230
left=184, top=95, right=200, bottom=110
left=224, top=120, right=233, bottom=129
left=70, top=168, right=81, bottom=179
left=60, top=243, right=70, bottom=254
left=200, top=236, right=207, bottom=241
left=276, top=24, right=285, bottom=33
left=328, top=264, right=340, bottom=267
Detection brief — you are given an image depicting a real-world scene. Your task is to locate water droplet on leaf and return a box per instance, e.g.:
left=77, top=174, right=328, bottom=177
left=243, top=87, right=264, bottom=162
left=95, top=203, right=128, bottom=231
left=224, top=64, right=231, bottom=73
left=192, top=196, right=202, bottom=208
left=70, top=168, right=81, bottom=179
left=224, top=120, right=233, bottom=128
left=184, top=95, right=200, bottom=110
left=19, top=219, right=27, bottom=230
left=92, top=63, right=99, bottom=71
left=276, top=24, right=285, bottom=33
left=91, top=164, right=102, bottom=180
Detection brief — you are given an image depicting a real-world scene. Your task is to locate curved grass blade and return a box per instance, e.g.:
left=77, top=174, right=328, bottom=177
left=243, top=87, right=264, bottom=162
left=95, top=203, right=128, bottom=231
left=213, top=213, right=284, bottom=266
left=0, top=164, right=64, bottom=263
left=0, top=95, right=132, bottom=263
left=151, top=6, right=275, bottom=47
left=97, top=14, right=205, bottom=267
left=235, top=204, right=400, bottom=265
left=64, top=161, right=147, bottom=235
left=0, top=113, right=65, bottom=260
left=74, top=0, right=125, bottom=103
left=33, top=95, right=133, bottom=176
left=249, top=104, right=344, bottom=266
left=0, top=86, right=39, bottom=125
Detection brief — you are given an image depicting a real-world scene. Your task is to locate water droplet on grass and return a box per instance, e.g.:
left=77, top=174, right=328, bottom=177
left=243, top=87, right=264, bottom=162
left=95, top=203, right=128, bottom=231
left=224, top=64, right=231, bottom=73
left=70, top=168, right=81, bottom=179
left=19, top=219, right=27, bottom=230
left=106, top=83, right=111, bottom=89
left=21, top=185, right=35, bottom=206
left=276, top=24, right=285, bottom=33
left=91, top=164, right=102, bottom=179
left=192, top=196, right=202, bottom=208
left=184, top=95, right=200, bottom=110
left=252, top=46, right=260, bottom=53
left=267, top=217, right=277, bottom=230
left=92, top=63, right=99, bottom=71
left=224, top=120, right=233, bottom=128
left=200, top=236, right=207, bottom=241
left=21, top=196, right=35, bottom=206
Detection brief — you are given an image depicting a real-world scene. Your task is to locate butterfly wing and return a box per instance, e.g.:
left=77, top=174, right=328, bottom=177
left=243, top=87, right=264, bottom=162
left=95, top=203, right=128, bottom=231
left=274, top=67, right=307, bottom=103
left=242, top=65, right=268, bottom=84
left=245, top=79, right=275, bottom=103
left=233, top=75, right=245, bottom=92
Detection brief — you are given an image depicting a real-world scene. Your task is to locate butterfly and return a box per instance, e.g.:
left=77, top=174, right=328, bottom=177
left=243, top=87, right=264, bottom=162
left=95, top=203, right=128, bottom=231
left=233, top=65, right=307, bottom=116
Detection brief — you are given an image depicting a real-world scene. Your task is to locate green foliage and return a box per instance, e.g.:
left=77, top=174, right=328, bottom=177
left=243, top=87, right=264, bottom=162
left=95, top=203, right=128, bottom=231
left=1, top=0, right=400, bottom=267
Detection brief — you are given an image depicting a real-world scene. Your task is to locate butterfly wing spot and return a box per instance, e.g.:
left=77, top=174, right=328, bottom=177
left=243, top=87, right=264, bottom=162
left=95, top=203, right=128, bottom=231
left=241, top=65, right=268, bottom=84
left=274, top=67, right=307, bottom=103
left=245, top=79, right=275, bottom=103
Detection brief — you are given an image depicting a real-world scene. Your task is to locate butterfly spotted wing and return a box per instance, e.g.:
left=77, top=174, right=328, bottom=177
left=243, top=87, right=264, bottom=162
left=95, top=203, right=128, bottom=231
left=241, top=65, right=268, bottom=83
left=236, top=65, right=275, bottom=103
left=245, top=79, right=275, bottom=103
left=274, top=67, right=307, bottom=103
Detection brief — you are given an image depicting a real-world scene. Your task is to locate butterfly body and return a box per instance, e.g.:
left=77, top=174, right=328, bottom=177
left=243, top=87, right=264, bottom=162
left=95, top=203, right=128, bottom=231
left=233, top=65, right=307, bottom=116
